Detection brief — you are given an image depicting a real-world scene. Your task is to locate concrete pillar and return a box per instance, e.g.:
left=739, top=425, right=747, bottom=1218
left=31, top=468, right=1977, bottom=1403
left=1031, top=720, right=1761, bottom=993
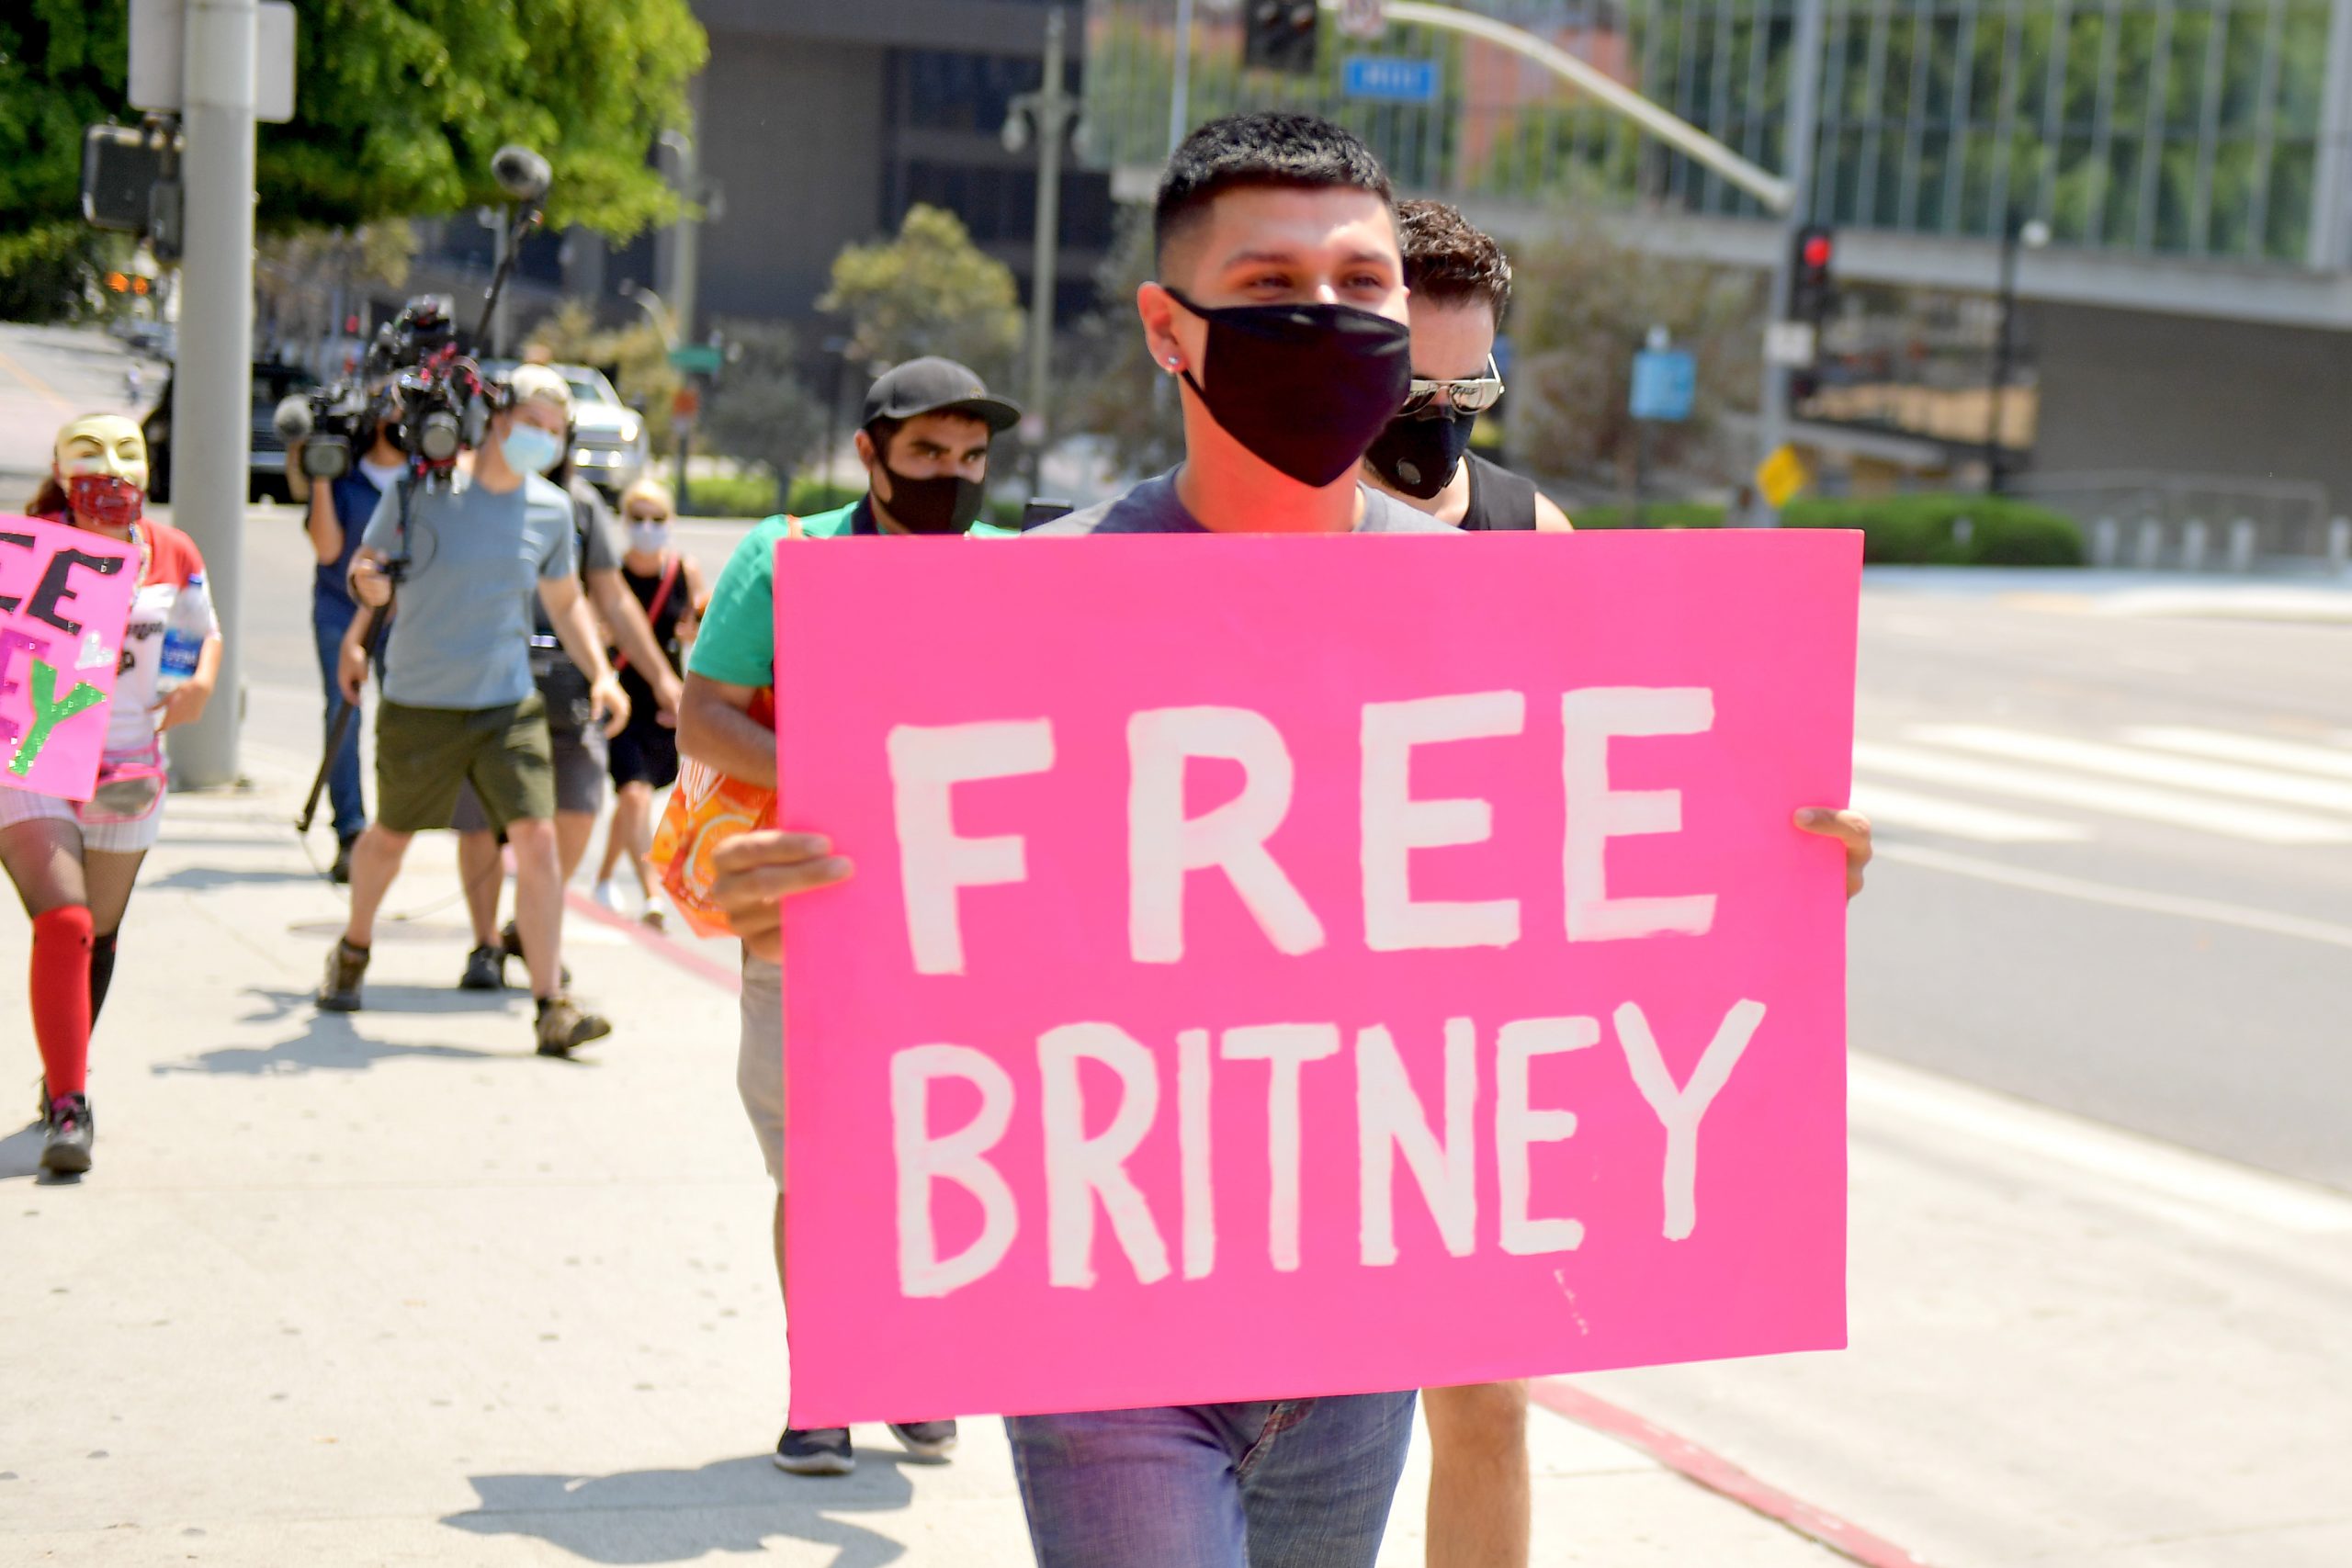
left=2182, top=518, right=2210, bottom=572
left=2327, top=516, right=2350, bottom=570
left=168, top=0, right=259, bottom=788
left=2091, top=516, right=2119, bottom=567
left=2134, top=518, right=2164, bottom=570
left=2227, top=518, right=2256, bottom=572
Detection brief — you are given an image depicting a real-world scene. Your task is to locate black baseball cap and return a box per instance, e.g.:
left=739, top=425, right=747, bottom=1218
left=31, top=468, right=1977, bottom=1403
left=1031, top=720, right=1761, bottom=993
left=861, top=356, right=1021, bottom=434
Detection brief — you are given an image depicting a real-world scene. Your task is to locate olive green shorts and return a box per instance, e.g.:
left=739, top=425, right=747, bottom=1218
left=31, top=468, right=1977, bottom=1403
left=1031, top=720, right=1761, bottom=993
left=375, top=694, right=555, bottom=835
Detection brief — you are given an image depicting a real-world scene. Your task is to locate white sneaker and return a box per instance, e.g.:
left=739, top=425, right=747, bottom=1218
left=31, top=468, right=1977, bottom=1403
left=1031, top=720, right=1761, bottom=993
left=640, top=891, right=670, bottom=932
left=592, top=879, right=624, bottom=913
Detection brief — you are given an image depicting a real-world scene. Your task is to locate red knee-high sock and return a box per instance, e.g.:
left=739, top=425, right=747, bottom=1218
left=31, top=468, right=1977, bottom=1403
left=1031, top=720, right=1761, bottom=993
left=29, top=905, right=95, bottom=1100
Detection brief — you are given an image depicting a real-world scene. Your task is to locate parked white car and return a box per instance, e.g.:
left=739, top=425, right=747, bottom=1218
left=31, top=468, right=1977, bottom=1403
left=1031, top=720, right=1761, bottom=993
left=481, top=360, right=649, bottom=496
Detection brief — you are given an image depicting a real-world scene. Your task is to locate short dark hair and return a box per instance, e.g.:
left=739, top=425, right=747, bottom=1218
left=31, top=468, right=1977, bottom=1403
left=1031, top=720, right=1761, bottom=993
left=864, top=414, right=904, bottom=455
left=1155, top=112, right=1396, bottom=269
left=1396, top=199, right=1512, bottom=324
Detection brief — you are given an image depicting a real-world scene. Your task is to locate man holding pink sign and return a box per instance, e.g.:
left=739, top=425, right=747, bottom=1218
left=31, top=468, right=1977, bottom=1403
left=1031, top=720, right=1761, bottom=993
left=713, top=115, right=1872, bottom=1568
left=3, top=412, right=220, bottom=1177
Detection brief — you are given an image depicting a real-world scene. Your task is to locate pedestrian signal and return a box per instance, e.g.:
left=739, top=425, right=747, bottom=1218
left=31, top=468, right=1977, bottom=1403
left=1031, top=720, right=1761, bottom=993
left=1245, top=0, right=1321, bottom=75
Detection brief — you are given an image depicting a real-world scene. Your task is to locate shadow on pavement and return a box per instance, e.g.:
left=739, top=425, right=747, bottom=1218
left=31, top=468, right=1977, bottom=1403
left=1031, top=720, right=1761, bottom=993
left=0, top=1121, right=48, bottom=1180
left=143, top=864, right=331, bottom=892
left=443, top=1454, right=920, bottom=1566
left=148, top=990, right=508, bottom=1077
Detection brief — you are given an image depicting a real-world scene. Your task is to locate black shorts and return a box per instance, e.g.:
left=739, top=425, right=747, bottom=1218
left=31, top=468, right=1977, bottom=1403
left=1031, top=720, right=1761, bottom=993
left=607, top=715, right=679, bottom=790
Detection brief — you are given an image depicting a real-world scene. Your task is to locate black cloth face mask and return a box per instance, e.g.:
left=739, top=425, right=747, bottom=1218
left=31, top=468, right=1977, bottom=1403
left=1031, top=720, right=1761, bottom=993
left=1365, top=408, right=1478, bottom=500
left=878, top=468, right=985, bottom=535
left=1162, top=287, right=1413, bottom=488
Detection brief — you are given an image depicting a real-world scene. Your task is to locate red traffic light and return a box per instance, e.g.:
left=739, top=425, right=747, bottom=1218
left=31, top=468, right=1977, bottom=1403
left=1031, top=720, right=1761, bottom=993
left=1801, top=234, right=1834, bottom=270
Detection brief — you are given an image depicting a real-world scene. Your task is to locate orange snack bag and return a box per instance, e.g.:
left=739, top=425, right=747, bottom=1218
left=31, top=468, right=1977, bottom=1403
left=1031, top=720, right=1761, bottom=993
left=652, top=689, right=777, bottom=938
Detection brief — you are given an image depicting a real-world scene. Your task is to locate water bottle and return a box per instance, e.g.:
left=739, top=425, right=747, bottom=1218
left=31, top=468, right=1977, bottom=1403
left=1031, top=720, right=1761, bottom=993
left=155, top=571, right=208, bottom=696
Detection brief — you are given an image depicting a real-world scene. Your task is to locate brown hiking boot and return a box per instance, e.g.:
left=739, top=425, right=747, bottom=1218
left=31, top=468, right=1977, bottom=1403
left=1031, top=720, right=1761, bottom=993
left=534, top=995, right=612, bottom=1057
left=315, top=939, right=369, bottom=1012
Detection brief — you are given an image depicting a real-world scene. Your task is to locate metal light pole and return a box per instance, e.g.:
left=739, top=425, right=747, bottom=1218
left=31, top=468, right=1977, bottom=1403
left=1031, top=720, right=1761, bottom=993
left=170, top=0, right=259, bottom=787
left=1985, top=212, right=2050, bottom=495
left=1006, top=7, right=1080, bottom=491
left=659, top=127, right=701, bottom=343
left=1170, top=0, right=1195, bottom=152
left=1753, top=0, right=1827, bottom=526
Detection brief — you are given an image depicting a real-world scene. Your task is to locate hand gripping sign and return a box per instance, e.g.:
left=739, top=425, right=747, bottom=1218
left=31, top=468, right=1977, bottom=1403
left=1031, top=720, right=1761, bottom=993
left=0, top=516, right=140, bottom=801
left=774, top=527, right=1861, bottom=1425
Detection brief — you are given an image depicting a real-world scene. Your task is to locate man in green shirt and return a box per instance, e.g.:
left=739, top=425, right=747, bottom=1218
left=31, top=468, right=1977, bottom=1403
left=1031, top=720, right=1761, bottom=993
left=676, top=355, right=1018, bottom=1478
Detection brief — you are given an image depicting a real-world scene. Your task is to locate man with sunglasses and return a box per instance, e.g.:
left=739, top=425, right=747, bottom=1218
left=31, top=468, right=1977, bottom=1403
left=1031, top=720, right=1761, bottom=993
left=1363, top=200, right=1572, bottom=535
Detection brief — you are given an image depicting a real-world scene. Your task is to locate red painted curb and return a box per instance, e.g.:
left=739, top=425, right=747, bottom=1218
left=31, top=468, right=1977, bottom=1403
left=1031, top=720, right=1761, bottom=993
left=1530, top=1380, right=1936, bottom=1568
left=563, top=888, right=742, bottom=994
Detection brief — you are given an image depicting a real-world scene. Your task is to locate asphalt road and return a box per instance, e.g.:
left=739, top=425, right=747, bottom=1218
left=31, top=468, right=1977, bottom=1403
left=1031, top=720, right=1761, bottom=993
left=8, top=321, right=2347, bottom=1194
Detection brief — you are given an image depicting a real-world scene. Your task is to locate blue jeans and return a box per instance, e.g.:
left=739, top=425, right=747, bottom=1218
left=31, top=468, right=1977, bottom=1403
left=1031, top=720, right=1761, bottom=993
left=312, top=597, right=367, bottom=841
left=1007, top=1393, right=1417, bottom=1568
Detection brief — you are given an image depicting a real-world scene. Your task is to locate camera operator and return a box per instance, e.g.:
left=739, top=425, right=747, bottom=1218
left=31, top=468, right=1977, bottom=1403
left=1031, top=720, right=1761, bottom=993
left=449, top=370, right=684, bottom=989
left=292, top=389, right=404, bottom=883
left=314, top=366, right=630, bottom=1056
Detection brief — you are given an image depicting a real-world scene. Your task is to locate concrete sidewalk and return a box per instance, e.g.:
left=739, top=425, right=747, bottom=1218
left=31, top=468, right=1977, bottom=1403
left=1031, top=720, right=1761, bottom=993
left=1, top=750, right=1863, bottom=1567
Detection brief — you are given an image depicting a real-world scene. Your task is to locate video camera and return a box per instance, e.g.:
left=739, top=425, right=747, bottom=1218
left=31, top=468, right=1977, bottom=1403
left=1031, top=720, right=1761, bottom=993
left=277, top=297, right=501, bottom=485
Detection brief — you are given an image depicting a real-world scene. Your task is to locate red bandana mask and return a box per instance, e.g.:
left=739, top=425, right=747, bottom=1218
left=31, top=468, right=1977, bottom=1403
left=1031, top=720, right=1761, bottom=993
left=67, top=473, right=144, bottom=529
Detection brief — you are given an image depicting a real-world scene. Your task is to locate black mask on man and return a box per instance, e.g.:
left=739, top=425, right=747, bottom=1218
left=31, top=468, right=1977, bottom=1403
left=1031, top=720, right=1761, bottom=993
left=1162, top=287, right=1413, bottom=488
left=878, top=468, right=985, bottom=535
left=1365, top=409, right=1477, bottom=500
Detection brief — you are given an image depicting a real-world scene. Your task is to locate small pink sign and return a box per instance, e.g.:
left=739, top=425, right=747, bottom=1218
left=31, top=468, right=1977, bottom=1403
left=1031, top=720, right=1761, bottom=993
left=775, top=527, right=1860, bottom=1427
left=0, top=515, right=140, bottom=803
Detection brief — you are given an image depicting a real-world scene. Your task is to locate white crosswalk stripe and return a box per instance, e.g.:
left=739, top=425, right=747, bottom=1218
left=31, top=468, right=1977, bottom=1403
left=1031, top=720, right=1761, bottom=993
left=1908, top=725, right=2352, bottom=817
left=2120, top=727, right=2352, bottom=784
left=1849, top=783, right=2091, bottom=844
left=1851, top=739, right=2352, bottom=845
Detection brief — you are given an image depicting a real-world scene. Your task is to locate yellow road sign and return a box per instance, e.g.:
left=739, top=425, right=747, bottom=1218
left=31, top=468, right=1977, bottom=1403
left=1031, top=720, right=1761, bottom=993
left=1756, top=444, right=1811, bottom=510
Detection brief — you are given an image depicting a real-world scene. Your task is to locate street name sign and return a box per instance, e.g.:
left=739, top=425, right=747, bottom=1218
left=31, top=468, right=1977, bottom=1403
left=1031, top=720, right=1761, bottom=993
left=773, top=528, right=1861, bottom=1423
left=1630, top=349, right=1698, bottom=423
left=1342, top=56, right=1442, bottom=104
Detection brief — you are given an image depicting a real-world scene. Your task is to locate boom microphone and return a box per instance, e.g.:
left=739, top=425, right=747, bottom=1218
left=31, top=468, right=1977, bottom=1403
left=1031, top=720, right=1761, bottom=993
left=491, top=145, right=552, bottom=206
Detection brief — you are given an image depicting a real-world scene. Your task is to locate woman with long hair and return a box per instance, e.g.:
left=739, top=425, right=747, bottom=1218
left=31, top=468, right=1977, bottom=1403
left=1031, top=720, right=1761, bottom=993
left=6, top=413, right=220, bottom=1174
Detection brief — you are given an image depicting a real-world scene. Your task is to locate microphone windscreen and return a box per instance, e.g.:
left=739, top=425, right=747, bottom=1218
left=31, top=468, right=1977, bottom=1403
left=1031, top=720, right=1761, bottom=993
left=273, top=394, right=314, bottom=443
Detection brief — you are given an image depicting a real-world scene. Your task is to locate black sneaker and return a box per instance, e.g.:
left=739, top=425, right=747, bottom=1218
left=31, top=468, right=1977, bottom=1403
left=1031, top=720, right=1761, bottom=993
left=773, top=1427, right=854, bottom=1476
left=888, top=1420, right=958, bottom=1461
left=40, top=1094, right=94, bottom=1176
left=331, top=834, right=358, bottom=886
left=534, top=995, right=612, bottom=1057
left=501, top=920, right=570, bottom=987
left=315, top=939, right=369, bottom=1012
left=459, top=944, right=505, bottom=991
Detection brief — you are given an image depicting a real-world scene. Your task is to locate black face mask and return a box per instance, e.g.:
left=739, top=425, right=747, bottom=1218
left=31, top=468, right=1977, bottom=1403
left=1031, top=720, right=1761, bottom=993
left=1365, top=409, right=1477, bottom=500
left=878, top=468, right=985, bottom=535
left=1163, top=287, right=1413, bottom=488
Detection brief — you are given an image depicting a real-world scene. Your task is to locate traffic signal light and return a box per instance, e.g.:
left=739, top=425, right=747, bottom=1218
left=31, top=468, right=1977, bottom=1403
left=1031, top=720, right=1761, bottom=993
left=1789, top=224, right=1836, bottom=327
left=1244, top=0, right=1320, bottom=75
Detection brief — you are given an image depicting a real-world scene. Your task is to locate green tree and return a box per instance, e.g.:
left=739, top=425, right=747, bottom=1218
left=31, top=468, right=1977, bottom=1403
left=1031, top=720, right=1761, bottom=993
left=820, top=204, right=1024, bottom=388
left=1, top=0, right=707, bottom=318
left=1056, top=205, right=1182, bottom=479
left=700, top=319, right=826, bottom=490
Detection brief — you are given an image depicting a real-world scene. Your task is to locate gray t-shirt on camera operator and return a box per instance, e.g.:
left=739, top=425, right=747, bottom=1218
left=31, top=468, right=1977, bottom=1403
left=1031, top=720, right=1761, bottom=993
left=1031, top=468, right=1458, bottom=536
left=362, top=470, right=578, bottom=710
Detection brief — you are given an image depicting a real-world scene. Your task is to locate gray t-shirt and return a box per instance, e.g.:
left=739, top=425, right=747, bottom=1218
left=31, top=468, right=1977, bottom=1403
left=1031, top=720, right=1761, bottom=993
left=362, top=470, right=577, bottom=709
left=1033, top=469, right=1459, bottom=536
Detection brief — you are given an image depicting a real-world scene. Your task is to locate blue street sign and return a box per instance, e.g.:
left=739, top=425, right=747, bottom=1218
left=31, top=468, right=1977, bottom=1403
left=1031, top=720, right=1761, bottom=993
left=1341, top=56, right=1441, bottom=105
left=1630, top=349, right=1698, bottom=423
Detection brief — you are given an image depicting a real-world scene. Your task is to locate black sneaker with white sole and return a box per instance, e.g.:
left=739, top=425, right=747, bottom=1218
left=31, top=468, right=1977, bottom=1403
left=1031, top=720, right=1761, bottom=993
left=774, top=1427, right=854, bottom=1475
left=888, top=1420, right=958, bottom=1461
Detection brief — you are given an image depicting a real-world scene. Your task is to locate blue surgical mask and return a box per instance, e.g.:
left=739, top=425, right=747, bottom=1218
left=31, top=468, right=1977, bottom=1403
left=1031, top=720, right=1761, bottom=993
left=501, top=424, right=563, bottom=476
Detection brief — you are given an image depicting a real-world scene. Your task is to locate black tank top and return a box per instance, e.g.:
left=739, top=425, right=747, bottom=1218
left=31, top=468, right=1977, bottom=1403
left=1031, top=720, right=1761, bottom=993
left=1458, top=454, right=1540, bottom=532
left=616, top=558, right=687, bottom=712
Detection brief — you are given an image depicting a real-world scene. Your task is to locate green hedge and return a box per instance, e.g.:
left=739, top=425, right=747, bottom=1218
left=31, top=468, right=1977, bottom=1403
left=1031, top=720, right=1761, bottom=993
left=1566, top=493, right=2082, bottom=566
left=1570, top=502, right=1728, bottom=530
left=1781, top=495, right=2084, bottom=566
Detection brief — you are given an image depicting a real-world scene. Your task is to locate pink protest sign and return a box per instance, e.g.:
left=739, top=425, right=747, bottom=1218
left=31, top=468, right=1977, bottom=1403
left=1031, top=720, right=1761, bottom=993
left=775, top=527, right=1860, bottom=1427
left=0, top=515, right=140, bottom=802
